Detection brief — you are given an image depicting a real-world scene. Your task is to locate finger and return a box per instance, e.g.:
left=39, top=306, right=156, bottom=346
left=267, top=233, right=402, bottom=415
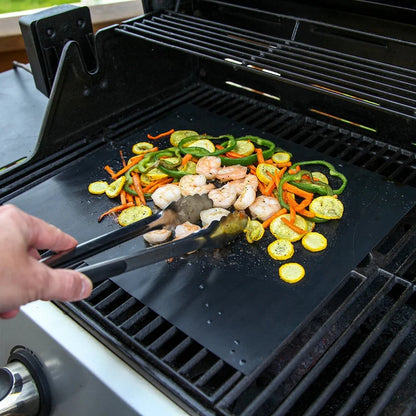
left=25, top=214, right=78, bottom=252
left=0, top=309, right=20, bottom=319
left=34, top=265, right=93, bottom=302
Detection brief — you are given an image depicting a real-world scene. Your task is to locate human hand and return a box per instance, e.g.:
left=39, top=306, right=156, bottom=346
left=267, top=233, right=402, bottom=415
left=0, top=204, right=92, bottom=319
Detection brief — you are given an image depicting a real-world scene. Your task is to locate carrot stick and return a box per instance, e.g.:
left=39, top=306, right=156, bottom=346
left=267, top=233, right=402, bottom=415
left=142, top=177, right=173, bottom=193
left=181, top=153, right=193, bottom=166
left=98, top=202, right=134, bottom=222
left=288, top=165, right=301, bottom=174
left=262, top=208, right=287, bottom=229
left=131, top=172, right=146, bottom=205
left=104, top=165, right=117, bottom=177
left=120, top=190, right=127, bottom=205
left=255, top=148, right=264, bottom=164
left=258, top=181, right=267, bottom=195
left=283, top=182, right=314, bottom=200
left=295, top=197, right=313, bottom=212
left=126, top=191, right=134, bottom=203
left=147, top=128, right=175, bottom=140
left=281, top=216, right=307, bottom=234
left=264, top=171, right=276, bottom=195
left=276, top=161, right=292, bottom=168
left=120, top=150, right=127, bottom=167
left=225, top=151, right=245, bottom=158
left=297, top=208, right=315, bottom=218
left=112, top=148, right=159, bottom=179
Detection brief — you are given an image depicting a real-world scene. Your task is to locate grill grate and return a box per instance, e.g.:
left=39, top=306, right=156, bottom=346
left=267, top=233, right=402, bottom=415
left=54, top=84, right=416, bottom=415
left=117, top=10, right=416, bottom=118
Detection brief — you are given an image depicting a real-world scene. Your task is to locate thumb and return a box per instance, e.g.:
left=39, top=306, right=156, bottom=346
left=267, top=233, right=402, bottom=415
left=36, top=265, right=93, bottom=303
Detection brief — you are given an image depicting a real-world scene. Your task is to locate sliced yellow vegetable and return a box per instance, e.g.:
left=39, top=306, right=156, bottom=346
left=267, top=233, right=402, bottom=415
left=302, top=232, right=327, bottom=252
left=305, top=219, right=316, bottom=233
left=178, top=160, right=197, bottom=174
left=310, top=196, right=344, bottom=219
left=118, top=205, right=152, bottom=226
left=267, top=239, right=294, bottom=260
left=279, top=263, right=305, bottom=283
left=184, top=139, right=215, bottom=153
left=132, top=142, right=154, bottom=154
left=256, top=163, right=279, bottom=185
left=140, top=167, right=169, bottom=186
left=170, top=130, right=199, bottom=147
left=272, top=152, right=291, bottom=164
left=233, top=140, right=255, bottom=156
left=244, top=219, right=264, bottom=243
left=105, top=176, right=126, bottom=198
left=88, top=181, right=109, bottom=195
left=269, top=213, right=307, bottom=242
left=311, top=171, right=329, bottom=184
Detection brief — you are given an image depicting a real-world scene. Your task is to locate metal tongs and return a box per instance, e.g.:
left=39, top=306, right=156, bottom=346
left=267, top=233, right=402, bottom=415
left=41, top=194, right=248, bottom=284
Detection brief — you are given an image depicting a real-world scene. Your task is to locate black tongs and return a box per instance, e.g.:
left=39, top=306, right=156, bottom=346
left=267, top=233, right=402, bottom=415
left=41, top=195, right=248, bottom=284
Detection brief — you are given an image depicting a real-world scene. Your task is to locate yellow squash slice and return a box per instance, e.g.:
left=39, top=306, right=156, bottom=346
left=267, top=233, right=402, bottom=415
left=309, top=196, right=344, bottom=219
left=88, top=181, right=109, bottom=195
left=170, top=130, right=199, bottom=147
left=105, top=176, right=126, bottom=198
left=244, top=219, right=265, bottom=243
left=269, top=213, right=307, bottom=242
left=132, top=142, right=154, bottom=155
left=302, top=232, right=327, bottom=252
left=279, top=263, right=305, bottom=283
left=233, top=140, right=255, bottom=156
left=272, top=152, right=291, bottom=164
left=118, top=205, right=152, bottom=226
left=267, top=239, right=294, bottom=260
left=256, top=163, right=279, bottom=185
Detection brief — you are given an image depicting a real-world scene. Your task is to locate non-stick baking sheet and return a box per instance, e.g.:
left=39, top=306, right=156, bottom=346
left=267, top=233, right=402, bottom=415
left=9, top=103, right=416, bottom=375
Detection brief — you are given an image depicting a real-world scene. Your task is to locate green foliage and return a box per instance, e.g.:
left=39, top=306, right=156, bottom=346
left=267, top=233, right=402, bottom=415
left=1, top=0, right=72, bottom=14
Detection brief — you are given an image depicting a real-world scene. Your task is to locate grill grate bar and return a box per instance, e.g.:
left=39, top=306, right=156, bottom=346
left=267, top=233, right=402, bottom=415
left=335, top=297, right=416, bottom=416
left=367, top=343, right=416, bottom=416
left=298, top=282, right=414, bottom=416
left=235, top=273, right=395, bottom=416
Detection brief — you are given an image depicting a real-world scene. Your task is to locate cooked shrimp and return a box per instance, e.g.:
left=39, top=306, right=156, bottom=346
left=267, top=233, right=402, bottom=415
left=151, top=184, right=181, bottom=209
left=208, top=183, right=237, bottom=209
left=226, top=178, right=245, bottom=194
left=196, top=156, right=221, bottom=180
left=215, top=164, right=247, bottom=182
left=233, top=174, right=259, bottom=210
left=143, top=229, right=172, bottom=245
left=200, top=207, right=230, bottom=227
left=174, top=221, right=201, bottom=239
left=179, top=174, right=215, bottom=196
left=234, top=184, right=257, bottom=211
left=249, top=195, right=281, bottom=222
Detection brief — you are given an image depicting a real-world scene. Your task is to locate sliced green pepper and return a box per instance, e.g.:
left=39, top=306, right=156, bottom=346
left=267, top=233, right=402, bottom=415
left=290, top=160, right=347, bottom=195
left=220, top=135, right=276, bottom=166
left=178, top=135, right=236, bottom=158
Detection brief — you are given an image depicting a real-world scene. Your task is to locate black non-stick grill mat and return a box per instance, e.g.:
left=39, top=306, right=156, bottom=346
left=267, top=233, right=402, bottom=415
left=10, top=103, right=416, bottom=375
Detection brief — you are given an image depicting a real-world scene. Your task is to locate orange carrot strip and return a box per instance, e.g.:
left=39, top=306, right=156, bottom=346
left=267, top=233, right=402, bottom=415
left=258, top=181, right=267, bottom=195
left=288, top=165, right=301, bottom=174
left=131, top=172, right=146, bottom=205
left=262, top=208, right=288, bottom=229
left=120, top=150, right=127, bottom=167
left=281, top=216, right=307, bottom=235
left=283, top=182, right=314, bottom=200
left=147, top=129, right=175, bottom=140
left=134, top=196, right=141, bottom=205
left=120, top=190, right=127, bottom=205
left=255, top=148, right=264, bottom=164
left=276, top=161, right=292, bottom=168
left=142, top=177, right=173, bottom=193
left=98, top=202, right=134, bottom=222
left=298, top=208, right=315, bottom=218
left=181, top=153, right=193, bottom=166
left=225, top=151, right=245, bottom=158
left=104, top=165, right=117, bottom=177
left=126, top=191, right=134, bottom=203
left=295, top=197, right=313, bottom=212
left=264, top=171, right=276, bottom=195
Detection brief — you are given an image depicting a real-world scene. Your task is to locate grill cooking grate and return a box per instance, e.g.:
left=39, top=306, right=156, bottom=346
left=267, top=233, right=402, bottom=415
left=117, top=9, right=416, bottom=118
left=56, top=84, right=416, bottom=415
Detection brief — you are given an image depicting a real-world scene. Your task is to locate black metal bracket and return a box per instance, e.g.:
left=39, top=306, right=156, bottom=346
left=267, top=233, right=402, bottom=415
left=19, top=4, right=96, bottom=97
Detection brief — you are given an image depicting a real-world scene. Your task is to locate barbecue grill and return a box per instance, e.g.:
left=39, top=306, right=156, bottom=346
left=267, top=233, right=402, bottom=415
left=1, top=1, right=416, bottom=415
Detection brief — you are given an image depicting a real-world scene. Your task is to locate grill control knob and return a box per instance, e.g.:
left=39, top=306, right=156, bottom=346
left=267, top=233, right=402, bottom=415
left=0, top=346, right=50, bottom=416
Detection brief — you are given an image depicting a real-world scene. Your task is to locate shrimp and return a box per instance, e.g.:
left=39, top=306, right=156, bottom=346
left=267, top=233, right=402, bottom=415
left=215, top=164, right=247, bottom=182
left=174, top=221, right=201, bottom=239
left=151, top=183, right=181, bottom=209
left=196, top=156, right=221, bottom=180
left=208, top=183, right=237, bottom=208
left=200, top=207, right=230, bottom=227
left=143, top=229, right=172, bottom=245
left=249, top=195, right=282, bottom=222
left=179, top=174, right=215, bottom=196
left=233, top=174, right=258, bottom=211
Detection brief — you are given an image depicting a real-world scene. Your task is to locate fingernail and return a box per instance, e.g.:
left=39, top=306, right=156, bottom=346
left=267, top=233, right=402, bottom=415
left=79, top=274, right=93, bottom=299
